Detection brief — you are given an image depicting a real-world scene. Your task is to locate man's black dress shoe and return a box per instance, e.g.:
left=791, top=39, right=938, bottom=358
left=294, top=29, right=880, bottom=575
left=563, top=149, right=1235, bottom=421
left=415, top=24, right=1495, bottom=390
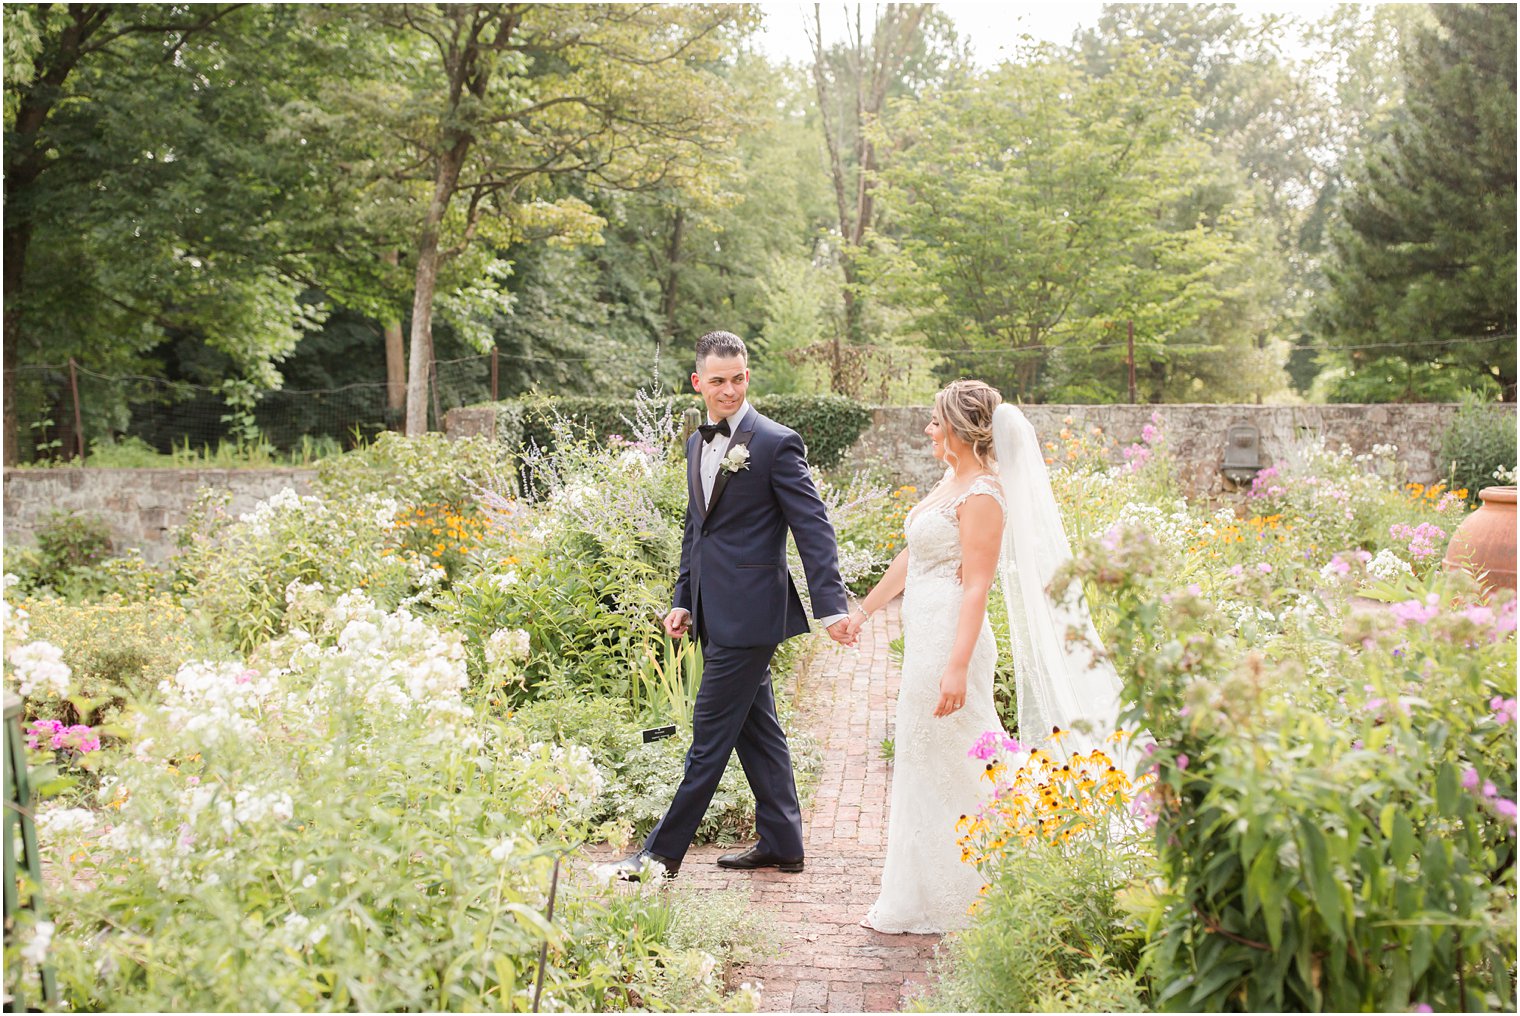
left=716, top=845, right=805, bottom=872
left=601, top=849, right=681, bottom=882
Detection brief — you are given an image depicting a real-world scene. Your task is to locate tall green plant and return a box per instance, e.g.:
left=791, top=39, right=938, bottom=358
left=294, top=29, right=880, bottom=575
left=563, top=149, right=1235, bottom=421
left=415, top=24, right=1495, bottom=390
left=1065, top=526, right=1516, bottom=1012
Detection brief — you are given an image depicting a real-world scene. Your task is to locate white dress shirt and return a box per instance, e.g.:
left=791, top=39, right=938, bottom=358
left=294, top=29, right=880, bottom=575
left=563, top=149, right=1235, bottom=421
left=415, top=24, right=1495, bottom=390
left=698, top=401, right=847, bottom=632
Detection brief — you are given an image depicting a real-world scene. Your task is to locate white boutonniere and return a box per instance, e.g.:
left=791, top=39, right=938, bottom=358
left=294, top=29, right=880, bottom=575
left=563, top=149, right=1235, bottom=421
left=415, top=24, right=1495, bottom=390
left=720, top=444, right=751, bottom=474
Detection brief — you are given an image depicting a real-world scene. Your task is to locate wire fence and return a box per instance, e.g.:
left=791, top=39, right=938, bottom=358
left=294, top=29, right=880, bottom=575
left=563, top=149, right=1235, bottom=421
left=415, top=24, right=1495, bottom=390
left=6, top=330, right=1511, bottom=464
left=3, top=354, right=500, bottom=464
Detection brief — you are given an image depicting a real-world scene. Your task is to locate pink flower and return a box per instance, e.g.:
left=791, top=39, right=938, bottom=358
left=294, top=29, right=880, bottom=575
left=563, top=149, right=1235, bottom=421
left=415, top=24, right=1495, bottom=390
left=1257, top=562, right=1273, bottom=574
left=1462, top=767, right=1481, bottom=791
left=1483, top=781, right=1498, bottom=800
left=1491, top=697, right=1517, bottom=725
left=1494, top=798, right=1518, bottom=824
left=1227, top=565, right=1244, bottom=578
left=1326, top=555, right=1351, bottom=575
left=968, top=730, right=1013, bottom=760
left=1389, top=522, right=1447, bottom=561
left=1411, top=1005, right=1433, bottom=1013
left=1176, top=754, right=1190, bottom=770
left=1141, top=423, right=1160, bottom=445
left=1391, top=598, right=1440, bottom=626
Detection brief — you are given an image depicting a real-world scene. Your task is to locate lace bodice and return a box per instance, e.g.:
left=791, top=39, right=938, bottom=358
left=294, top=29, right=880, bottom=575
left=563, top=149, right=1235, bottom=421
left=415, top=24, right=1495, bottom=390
left=904, top=475, right=1006, bottom=584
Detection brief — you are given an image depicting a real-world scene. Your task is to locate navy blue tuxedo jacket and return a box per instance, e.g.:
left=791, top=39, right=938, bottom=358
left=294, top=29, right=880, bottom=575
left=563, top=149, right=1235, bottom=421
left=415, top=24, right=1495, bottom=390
left=672, top=408, right=848, bottom=647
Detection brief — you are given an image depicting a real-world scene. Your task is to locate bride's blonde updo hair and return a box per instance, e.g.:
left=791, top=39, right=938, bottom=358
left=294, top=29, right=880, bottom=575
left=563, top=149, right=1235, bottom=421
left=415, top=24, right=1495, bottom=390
left=934, top=378, right=1003, bottom=471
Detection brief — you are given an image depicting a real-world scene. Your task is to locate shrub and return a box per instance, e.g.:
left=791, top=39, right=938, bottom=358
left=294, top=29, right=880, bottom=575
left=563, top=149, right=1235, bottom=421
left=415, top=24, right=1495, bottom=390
left=1438, top=397, right=1518, bottom=505
left=914, top=834, right=1150, bottom=1013
left=1069, top=525, right=1517, bottom=1012
left=315, top=430, right=508, bottom=506
left=36, top=595, right=765, bottom=1012
left=489, top=392, right=872, bottom=470
left=18, top=594, right=197, bottom=725
left=173, top=486, right=416, bottom=651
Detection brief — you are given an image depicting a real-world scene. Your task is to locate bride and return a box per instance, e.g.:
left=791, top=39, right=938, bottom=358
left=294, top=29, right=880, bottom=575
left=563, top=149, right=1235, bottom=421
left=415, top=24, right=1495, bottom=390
left=846, top=379, right=1128, bottom=934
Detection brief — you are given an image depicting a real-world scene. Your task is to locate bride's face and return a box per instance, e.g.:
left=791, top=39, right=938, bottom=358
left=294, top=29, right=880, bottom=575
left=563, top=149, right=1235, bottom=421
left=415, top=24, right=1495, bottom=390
left=925, top=409, right=963, bottom=463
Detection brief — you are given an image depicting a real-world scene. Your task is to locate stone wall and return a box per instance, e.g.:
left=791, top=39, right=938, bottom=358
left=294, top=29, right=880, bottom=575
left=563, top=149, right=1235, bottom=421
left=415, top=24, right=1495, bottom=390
left=840, top=403, right=1509, bottom=495
left=2, top=468, right=317, bottom=564
left=5, top=404, right=1509, bottom=564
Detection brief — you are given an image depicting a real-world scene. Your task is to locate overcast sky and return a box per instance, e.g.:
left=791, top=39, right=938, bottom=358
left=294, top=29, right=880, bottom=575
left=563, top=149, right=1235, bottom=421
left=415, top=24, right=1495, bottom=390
left=754, top=2, right=1339, bottom=67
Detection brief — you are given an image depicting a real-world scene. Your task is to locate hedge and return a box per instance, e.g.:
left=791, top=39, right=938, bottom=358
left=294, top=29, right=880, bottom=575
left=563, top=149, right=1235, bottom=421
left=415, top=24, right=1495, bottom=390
left=489, top=393, right=872, bottom=471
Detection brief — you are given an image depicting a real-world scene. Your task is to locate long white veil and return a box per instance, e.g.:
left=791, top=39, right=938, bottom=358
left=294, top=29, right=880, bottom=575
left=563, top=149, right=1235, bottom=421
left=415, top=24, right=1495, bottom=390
left=991, top=403, right=1132, bottom=762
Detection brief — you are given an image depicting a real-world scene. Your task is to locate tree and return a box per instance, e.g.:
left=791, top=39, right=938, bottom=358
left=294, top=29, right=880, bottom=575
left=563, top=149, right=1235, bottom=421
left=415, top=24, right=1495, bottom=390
left=1, top=4, right=321, bottom=461
left=1315, top=3, right=1517, bottom=401
left=305, top=4, right=754, bottom=435
left=805, top=4, right=970, bottom=390
left=862, top=47, right=1277, bottom=402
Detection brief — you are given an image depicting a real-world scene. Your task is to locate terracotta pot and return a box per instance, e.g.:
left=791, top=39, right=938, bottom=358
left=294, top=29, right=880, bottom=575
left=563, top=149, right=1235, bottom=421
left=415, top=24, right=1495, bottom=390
left=1443, top=485, right=1517, bottom=595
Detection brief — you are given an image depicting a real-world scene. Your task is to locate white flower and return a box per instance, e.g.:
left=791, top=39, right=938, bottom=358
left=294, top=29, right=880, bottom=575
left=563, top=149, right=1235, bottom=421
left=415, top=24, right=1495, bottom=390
left=302, top=873, right=317, bottom=889
left=6, top=640, right=70, bottom=698
left=484, top=628, right=531, bottom=666
left=37, top=807, right=95, bottom=843
left=490, top=569, right=520, bottom=592
left=720, top=443, right=751, bottom=474
left=20, top=920, right=54, bottom=966
left=372, top=497, right=400, bottom=528
left=1368, top=549, right=1413, bottom=580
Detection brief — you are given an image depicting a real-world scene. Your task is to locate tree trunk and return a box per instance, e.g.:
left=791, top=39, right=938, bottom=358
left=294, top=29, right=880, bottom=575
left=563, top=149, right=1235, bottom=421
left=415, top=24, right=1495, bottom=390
left=405, top=147, right=469, bottom=436
left=382, top=250, right=406, bottom=422
left=661, top=207, right=686, bottom=342
left=3, top=7, right=109, bottom=463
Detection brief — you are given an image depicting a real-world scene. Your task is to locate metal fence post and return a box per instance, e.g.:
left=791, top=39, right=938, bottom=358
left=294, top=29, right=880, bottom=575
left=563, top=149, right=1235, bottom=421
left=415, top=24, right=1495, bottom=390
left=4, top=692, right=58, bottom=1009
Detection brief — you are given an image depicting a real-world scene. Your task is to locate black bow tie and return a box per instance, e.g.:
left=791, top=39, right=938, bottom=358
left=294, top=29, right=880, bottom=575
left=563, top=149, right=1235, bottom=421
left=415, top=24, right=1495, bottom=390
left=699, top=418, right=731, bottom=443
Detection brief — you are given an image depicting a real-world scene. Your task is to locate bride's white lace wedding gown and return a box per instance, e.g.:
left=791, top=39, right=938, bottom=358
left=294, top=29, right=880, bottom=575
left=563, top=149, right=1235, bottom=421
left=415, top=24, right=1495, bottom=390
left=863, top=475, right=1009, bottom=935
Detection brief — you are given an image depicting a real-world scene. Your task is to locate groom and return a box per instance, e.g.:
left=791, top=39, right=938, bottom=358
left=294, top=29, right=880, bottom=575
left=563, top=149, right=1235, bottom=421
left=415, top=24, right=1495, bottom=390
left=604, top=331, right=856, bottom=881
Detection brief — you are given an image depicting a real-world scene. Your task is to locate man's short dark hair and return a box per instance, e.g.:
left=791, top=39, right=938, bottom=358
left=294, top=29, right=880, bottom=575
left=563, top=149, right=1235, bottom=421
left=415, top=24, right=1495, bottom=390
left=695, top=331, right=748, bottom=371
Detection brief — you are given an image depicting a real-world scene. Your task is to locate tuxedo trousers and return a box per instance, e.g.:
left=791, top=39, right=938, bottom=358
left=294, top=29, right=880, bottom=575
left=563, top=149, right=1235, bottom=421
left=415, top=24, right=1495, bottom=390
left=644, top=638, right=805, bottom=861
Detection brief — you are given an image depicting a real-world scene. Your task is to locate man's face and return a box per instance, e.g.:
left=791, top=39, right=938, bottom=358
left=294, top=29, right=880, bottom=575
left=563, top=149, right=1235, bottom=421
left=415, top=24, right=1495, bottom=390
left=692, top=353, right=749, bottom=422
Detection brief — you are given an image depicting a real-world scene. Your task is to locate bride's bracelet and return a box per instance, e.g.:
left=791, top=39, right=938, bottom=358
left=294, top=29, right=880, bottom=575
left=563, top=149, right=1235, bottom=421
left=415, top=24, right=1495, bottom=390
left=852, top=605, right=872, bottom=625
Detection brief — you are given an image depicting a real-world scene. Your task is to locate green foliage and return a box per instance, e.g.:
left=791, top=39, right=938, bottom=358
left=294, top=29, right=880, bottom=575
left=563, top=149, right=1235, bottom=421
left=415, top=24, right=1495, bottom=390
left=1, top=511, right=162, bottom=601
left=509, top=694, right=762, bottom=847
left=751, top=394, right=873, bottom=470
left=1067, top=529, right=1516, bottom=1012
left=33, top=510, right=111, bottom=578
left=315, top=431, right=506, bottom=505
left=38, top=599, right=765, bottom=1012
left=914, top=841, right=1150, bottom=1013
left=864, top=45, right=1285, bottom=402
left=1438, top=399, right=1518, bottom=504
left=1315, top=4, right=1517, bottom=399
left=491, top=393, right=872, bottom=471
left=173, top=486, right=415, bottom=652
left=17, top=594, right=196, bottom=727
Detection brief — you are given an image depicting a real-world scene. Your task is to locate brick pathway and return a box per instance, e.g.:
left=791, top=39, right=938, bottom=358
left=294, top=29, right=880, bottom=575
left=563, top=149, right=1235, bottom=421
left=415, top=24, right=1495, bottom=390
left=673, top=601, right=945, bottom=1013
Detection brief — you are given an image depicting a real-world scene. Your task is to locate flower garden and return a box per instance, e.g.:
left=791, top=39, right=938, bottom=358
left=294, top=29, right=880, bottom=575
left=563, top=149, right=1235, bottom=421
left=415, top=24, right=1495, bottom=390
left=4, top=403, right=1516, bottom=1013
